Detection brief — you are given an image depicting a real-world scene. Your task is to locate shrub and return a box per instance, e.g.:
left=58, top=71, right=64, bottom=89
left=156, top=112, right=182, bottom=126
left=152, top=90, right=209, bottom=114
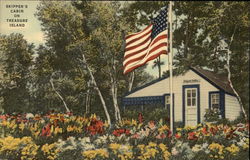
left=204, top=108, right=221, bottom=122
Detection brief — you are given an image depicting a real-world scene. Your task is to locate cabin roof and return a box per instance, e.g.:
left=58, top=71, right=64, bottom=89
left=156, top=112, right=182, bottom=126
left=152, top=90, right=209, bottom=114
left=191, top=67, right=235, bottom=95
left=125, top=67, right=235, bottom=97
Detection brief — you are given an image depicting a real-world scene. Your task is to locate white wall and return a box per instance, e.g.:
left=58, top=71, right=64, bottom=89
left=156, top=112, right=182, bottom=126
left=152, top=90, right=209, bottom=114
left=126, top=70, right=219, bottom=123
left=225, top=94, right=241, bottom=120
left=173, top=70, right=218, bottom=122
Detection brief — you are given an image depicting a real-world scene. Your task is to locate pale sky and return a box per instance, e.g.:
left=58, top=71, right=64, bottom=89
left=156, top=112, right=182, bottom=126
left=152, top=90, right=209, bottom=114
left=0, top=0, right=170, bottom=78
left=0, top=0, right=45, bottom=45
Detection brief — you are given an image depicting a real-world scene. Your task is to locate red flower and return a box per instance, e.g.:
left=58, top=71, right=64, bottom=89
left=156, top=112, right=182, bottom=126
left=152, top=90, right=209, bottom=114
left=113, top=130, right=120, bottom=137
left=202, top=127, right=208, bottom=135
left=125, top=129, right=130, bottom=135
left=175, top=133, right=181, bottom=139
left=112, top=128, right=130, bottom=137
left=131, top=133, right=139, bottom=139
left=86, top=118, right=104, bottom=135
left=41, top=123, right=51, bottom=137
left=138, top=112, right=143, bottom=123
left=0, top=115, right=7, bottom=120
left=210, top=127, right=218, bottom=135
left=168, top=130, right=172, bottom=138
left=156, top=133, right=167, bottom=139
left=188, top=132, right=197, bottom=140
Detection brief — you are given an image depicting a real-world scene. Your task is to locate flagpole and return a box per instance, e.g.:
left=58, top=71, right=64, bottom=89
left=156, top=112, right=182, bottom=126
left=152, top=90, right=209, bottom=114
left=168, top=1, right=174, bottom=133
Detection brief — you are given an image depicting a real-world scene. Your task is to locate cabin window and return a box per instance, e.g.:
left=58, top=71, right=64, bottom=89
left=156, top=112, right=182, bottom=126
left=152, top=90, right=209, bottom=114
left=211, top=93, right=220, bottom=109
left=186, top=89, right=197, bottom=107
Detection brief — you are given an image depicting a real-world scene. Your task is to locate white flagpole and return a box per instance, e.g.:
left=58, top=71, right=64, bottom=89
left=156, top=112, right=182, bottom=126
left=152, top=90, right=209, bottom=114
left=168, top=1, right=174, bottom=133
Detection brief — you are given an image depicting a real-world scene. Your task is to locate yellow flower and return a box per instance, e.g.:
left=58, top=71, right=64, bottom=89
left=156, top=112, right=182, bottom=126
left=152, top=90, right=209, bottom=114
left=1, top=120, right=7, bottom=126
left=0, top=136, right=38, bottom=160
left=82, top=149, right=109, bottom=159
left=209, top=143, right=224, bottom=155
left=131, top=119, right=137, bottom=126
left=159, top=143, right=167, bottom=152
left=109, top=143, right=121, bottom=150
left=158, top=125, right=169, bottom=133
left=41, top=143, right=59, bottom=160
left=163, top=150, right=171, bottom=160
left=19, top=122, right=25, bottom=131
left=33, top=131, right=40, bottom=138
left=184, top=125, right=196, bottom=130
left=144, top=148, right=159, bottom=159
left=176, top=128, right=182, bottom=131
left=137, top=144, right=145, bottom=151
left=148, top=142, right=157, bottom=148
left=104, top=120, right=109, bottom=127
left=8, top=120, right=17, bottom=129
left=0, top=136, right=21, bottom=152
left=226, top=144, right=239, bottom=155
left=54, top=127, right=63, bottom=135
left=67, top=125, right=74, bottom=132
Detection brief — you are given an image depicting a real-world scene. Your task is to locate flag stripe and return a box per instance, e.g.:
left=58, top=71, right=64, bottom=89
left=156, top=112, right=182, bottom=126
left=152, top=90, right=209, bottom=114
left=124, top=31, right=167, bottom=64
left=124, top=43, right=150, bottom=60
left=124, top=50, right=167, bottom=74
left=123, top=7, right=168, bottom=74
left=125, top=35, right=151, bottom=52
left=125, top=24, right=152, bottom=41
left=123, top=31, right=167, bottom=68
left=126, top=29, right=152, bottom=48
left=124, top=46, right=168, bottom=72
left=124, top=39, right=151, bottom=57
left=124, top=42, right=168, bottom=68
left=124, top=42, right=168, bottom=70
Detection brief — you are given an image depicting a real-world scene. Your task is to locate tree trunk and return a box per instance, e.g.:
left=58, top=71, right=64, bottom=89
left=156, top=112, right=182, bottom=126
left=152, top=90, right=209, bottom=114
left=85, top=80, right=91, bottom=114
left=158, top=56, right=161, bottom=78
left=110, top=76, right=121, bottom=122
left=50, top=77, right=70, bottom=113
left=226, top=26, right=247, bottom=119
left=226, top=53, right=247, bottom=119
left=128, top=71, right=135, bottom=92
left=57, top=22, right=111, bottom=125
left=81, top=54, right=111, bottom=125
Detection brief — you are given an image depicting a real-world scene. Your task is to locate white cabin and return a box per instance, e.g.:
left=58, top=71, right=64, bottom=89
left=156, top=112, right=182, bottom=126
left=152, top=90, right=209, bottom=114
left=122, top=67, right=242, bottom=126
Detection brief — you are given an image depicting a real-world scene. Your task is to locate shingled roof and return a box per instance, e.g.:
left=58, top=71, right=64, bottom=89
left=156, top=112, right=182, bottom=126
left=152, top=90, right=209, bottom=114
left=190, top=67, right=235, bottom=95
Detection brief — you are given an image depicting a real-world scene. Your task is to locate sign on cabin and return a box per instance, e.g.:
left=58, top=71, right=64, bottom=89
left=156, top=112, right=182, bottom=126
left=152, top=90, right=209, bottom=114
left=183, top=79, right=200, bottom=83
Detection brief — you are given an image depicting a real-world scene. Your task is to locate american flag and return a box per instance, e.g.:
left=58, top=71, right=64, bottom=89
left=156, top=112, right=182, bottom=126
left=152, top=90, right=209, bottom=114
left=123, top=7, right=168, bottom=74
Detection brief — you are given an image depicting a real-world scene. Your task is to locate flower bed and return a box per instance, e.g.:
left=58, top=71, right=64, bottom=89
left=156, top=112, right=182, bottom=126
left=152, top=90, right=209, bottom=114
left=0, top=113, right=249, bottom=160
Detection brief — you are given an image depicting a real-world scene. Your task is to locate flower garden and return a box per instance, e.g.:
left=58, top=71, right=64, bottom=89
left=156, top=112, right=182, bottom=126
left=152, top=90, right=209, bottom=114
left=0, top=113, right=249, bottom=160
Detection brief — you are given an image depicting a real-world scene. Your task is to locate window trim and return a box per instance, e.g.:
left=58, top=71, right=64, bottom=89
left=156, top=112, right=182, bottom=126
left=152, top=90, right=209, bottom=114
left=209, top=91, right=220, bottom=110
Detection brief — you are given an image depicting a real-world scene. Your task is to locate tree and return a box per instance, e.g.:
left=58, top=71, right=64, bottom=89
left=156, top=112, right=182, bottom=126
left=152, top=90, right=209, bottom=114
left=35, top=1, right=155, bottom=123
left=0, top=33, right=34, bottom=113
left=152, top=56, right=164, bottom=79
left=127, top=1, right=249, bottom=117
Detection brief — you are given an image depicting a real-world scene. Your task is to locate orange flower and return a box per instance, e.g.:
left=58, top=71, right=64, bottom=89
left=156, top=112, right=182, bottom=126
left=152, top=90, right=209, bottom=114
left=175, top=133, right=181, bottom=139
left=202, top=127, right=208, bottom=135
left=156, top=133, right=166, bottom=139
left=188, top=132, right=198, bottom=140
left=41, top=123, right=51, bottom=137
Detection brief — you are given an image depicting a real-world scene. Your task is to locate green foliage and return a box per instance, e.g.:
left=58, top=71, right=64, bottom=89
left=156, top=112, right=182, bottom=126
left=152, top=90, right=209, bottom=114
left=0, top=33, right=34, bottom=113
left=0, top=2, right=248, bottom=122
left=204, top=108, right=221, bottom=122
left=122, top=107, right=170, bottom=124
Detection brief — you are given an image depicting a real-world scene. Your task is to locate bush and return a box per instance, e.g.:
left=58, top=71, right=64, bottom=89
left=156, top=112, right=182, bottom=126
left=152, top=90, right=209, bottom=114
left=204, top=108, right=221, bottom=122
left=121, top=107, right=170, bottom=124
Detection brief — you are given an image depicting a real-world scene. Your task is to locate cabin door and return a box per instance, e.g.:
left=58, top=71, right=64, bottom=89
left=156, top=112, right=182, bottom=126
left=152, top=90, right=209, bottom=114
left=185, top=88, right=198, bottom=126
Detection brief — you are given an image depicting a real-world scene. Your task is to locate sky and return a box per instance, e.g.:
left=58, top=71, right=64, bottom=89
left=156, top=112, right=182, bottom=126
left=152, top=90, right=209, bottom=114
left=0, top=0, right=170, bottom=78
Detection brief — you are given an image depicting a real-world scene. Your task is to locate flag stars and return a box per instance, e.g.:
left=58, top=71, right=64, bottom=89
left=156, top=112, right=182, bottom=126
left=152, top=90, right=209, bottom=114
left=152, top=7, right=168, bottom=39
